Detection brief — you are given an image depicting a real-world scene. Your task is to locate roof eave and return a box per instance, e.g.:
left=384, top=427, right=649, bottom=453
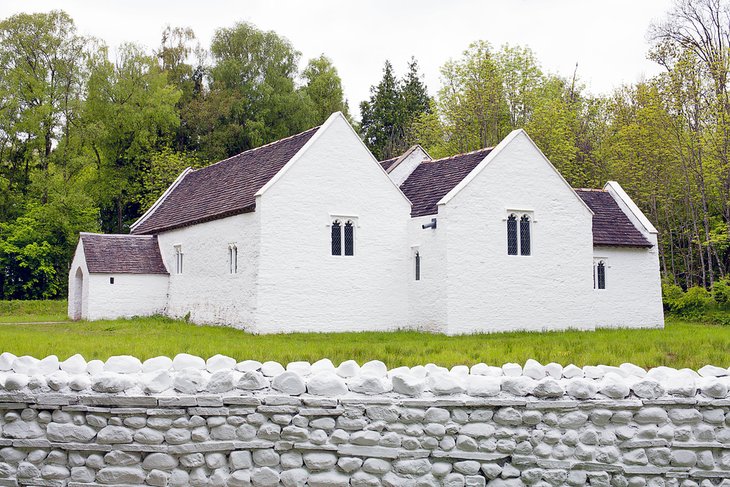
left=133, top=204, right=257, bottom=235
left=593, top=242, right=654, bottom=248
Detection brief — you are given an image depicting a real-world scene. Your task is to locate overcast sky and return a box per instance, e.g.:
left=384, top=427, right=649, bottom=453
left=2, top=1, right=674, bottom=116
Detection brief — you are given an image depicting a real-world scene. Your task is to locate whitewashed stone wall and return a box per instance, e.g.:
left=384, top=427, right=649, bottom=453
left=0, top=354, right=729, bottom=486
left=157, top=212, right=260, bottom=330
left=255, top=114, right=412, bottom=333
left=438, top=131, right=596, bottom=334
left=67, top=243, right=169, bottom=321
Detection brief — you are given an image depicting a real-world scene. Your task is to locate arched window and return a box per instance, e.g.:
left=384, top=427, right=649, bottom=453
left=507, top=214, right=518, bottom=255
left=344, top=221, right=354, bottom=256
left=331, top=220, right=342, bottom=256
left=597, top=261, right=606, bottom=289
left=520, top=215, right=531, bottom=256
left=415, top=252, right=421, bottom=281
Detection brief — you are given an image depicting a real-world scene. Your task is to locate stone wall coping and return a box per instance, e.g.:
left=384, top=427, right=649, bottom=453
left=0, top=353, right=727, bottom=401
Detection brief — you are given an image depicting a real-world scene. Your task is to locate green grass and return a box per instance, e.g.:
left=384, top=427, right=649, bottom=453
left=0, top=300, right=68, bottom=323
left=0, top=301, right=728, bottom=368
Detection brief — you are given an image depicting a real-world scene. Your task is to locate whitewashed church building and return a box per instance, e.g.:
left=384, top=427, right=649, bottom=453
left=68, top=112, right=664, bottom=334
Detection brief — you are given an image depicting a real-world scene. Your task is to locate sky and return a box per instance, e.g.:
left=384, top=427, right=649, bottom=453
left=1, top=1, right=674, bottom=116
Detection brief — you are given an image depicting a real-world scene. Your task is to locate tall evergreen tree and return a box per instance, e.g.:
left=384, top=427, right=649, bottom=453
left=360, top=59, right=431, bottom=160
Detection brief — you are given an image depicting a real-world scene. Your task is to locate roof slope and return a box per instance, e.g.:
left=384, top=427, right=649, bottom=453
left=575, top=189, right=652, bottom=247
left=379, top=156, right=398, bottom=171
left=399, top=148, right=493, bottom=217
left=81, top=234, right=168, bottom=274
left=132, top=126, right=319, bottom=234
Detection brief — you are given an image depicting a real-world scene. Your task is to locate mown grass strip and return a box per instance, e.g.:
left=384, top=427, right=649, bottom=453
left=0, top=308, right=726, bottom=369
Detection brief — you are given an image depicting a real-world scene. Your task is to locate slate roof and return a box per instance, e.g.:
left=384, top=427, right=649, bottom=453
left=80, top=233, right=168, bottom=274
left=575, top=189, right=652, bottom=247
left=379, top=157, right=398, bottom=171
left=132, top=126, right=320, bottom=234
left=399, top=148, right=493, bottom=217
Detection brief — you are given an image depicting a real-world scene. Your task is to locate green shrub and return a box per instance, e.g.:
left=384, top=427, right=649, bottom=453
left=711, top=278, right=730, bottom=305
left=670, top=286, right=715, bottom=316
left=662, top=282, right=685, bottom=311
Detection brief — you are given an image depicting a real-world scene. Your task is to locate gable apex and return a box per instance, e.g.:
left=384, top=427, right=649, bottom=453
left=437, top=129, right=593, bottom=216
left=255, top=112, right=413, bottom=208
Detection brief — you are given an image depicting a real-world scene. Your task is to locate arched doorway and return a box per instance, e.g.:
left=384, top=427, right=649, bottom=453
left=72, top=267, right=84, bottom=320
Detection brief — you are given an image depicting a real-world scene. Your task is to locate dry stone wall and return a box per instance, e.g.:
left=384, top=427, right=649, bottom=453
left=0, top=353, right=729, bottom=486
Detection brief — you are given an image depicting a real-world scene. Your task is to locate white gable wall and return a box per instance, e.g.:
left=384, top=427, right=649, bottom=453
left=439, top=131, right=596, bottom=334
left=68, top=242, right=90, bottom=320
left=389, top=146, right=431, bottom=186
left=255, top=114, right=412, bottom=333
left=592, top=182, right=664, bottom=328
left=156, top=212, right=259, bottom=329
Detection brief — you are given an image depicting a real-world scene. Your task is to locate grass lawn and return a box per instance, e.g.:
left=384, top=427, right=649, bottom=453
left=0, top=300, right=68, bottom=323
left=0, top=301, right=728, bottom=369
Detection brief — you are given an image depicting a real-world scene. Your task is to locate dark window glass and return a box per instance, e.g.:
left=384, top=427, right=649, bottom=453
left=344, top=221, right=354, bottom=256
left=110, top=277, right=114, bottom=284
left=507, top=214, right=518, bottom=255
left=520, top=215, right=531, bottom=256
left=415, top=252, right=421, bottom=281
left=597, top=261, right=606, bottom=289
left=331, top=221, right=342, bottom=255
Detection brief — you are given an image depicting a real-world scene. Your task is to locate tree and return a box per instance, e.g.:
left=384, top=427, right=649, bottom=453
left=84, top=43, right=181, bottom=232
left=496, top=45, right=543, bottom=128
left=0, top=10, right=87, bottom=205
left=156, top=26, right=206, bottom=152
left=437, top=41, right=509, bottom=153
left=301, top=55, right=349, bottom=125
left=360, top=59, right=431, bottom=160
left=194, top=22, right=312, bottom=160
left=360, top=61, right=403, bottom=160
left=649, top=0, right=730, bottom=286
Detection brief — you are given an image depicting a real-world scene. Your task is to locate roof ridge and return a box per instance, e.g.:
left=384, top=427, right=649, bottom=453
left=425, top=146, right=494, bottom=164
left=195, top=125, right=321, bottom=172
left=574, top=188, right=605, bottom=192
left=81, top=232, right=155, bottom=238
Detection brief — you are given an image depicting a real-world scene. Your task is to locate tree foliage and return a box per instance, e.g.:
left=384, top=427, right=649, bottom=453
left=0, top=12, right=349, bottom=299
left=360, top=59, right=431, bottom=160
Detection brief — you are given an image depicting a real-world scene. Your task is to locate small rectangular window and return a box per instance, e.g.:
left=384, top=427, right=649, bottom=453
left=229, top=245, right=238, bottom=274
left=415, top=252, right=421, bottom=281
left=174, top=245, right=183, bottom=274
left=109, top=277, right=115, bottom=284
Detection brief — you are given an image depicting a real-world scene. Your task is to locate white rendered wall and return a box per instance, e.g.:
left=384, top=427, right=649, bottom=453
left=598, top=183, right=665, bottom=329
left=255, top=114, right=412, bottom=333
left=85, top=273, right=168, bottom=320
left=440, top=132, right=596, bottom=334
left=407, top=215, right=447, bottom=332
left=67, top=242, right=90, bottom=320
left=388, top=146, right=430, bottom=186
left=592, top=243, right=664, bottom=328
left=156, top=212, right=259, bottom=330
